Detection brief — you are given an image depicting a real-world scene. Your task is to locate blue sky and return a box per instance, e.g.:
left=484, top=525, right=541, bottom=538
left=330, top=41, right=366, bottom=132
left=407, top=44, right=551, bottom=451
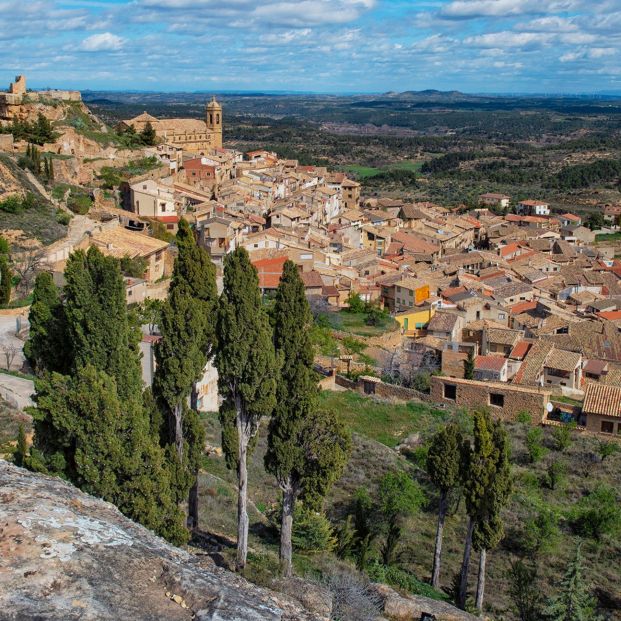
left=1, top=0, right=620, bottom=93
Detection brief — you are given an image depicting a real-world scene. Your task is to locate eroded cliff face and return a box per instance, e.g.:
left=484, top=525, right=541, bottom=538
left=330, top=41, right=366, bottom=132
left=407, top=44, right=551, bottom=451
left=0, top=462, right=324, bottom=621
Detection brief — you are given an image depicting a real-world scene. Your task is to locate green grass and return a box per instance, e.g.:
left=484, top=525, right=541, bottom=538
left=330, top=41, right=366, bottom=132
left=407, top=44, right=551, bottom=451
left=0, top=293, right=33, bottom=309
left=595, top=232, right=621, bottom=242
left=343, top=159, right=423, bottom=179
left=321, top=309, right=398, bottom=337
left=343, top=164, right=381, bottom=178
left=318, top=390, right=447, bottom=448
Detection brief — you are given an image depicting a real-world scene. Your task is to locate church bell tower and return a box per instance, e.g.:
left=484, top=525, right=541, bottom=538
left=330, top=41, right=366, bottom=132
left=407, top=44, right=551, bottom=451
left=206, top=96, right=222, bottom=149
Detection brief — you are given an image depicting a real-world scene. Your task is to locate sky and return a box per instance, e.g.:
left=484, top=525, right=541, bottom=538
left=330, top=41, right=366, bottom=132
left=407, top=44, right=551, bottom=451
left=1, top=0, right=620, bottom=94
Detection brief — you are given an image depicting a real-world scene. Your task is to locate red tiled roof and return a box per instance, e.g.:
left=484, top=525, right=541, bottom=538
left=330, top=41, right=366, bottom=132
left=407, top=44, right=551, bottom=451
left=301, top=270, right=324, bottom=289
left=154, top=215, right=179, bottom=223
left=510, top=300, right=538, bottom=314
left=509, top=340, right=531, bottom=360
left=583, top=383, right=621, bottom=417
left=598, top=310, right=621, bottom=320
left=252, top=256, right=287, bottom=289
left=499, top=242, right=521, bottom=257
left=561, top=213, right=581, bottom=221
left=475, top=355, right=507, bottom=372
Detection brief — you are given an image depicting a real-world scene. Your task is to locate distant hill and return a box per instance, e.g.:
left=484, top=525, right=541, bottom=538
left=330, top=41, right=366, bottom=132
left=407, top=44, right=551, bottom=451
left=381, top=89, right=480, bottom=102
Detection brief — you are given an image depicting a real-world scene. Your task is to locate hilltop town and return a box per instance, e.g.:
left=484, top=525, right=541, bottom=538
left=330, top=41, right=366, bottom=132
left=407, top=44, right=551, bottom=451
left=2, top=75, right=620, bottom=434
left=1, top=74, right=621, bottom=620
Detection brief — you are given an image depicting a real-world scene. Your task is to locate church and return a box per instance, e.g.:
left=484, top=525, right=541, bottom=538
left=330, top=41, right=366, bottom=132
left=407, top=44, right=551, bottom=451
left=122, top=97, right=223, bottom=153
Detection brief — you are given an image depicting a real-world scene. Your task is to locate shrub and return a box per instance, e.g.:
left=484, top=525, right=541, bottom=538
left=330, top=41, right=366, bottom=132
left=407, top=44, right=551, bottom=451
left=525, top=427, right=547, bottom=463
left=551, top=425, right=573, bottom=452
left=597, top=441, right=620, bottom=462
left=323, top=568, right=383, bottom=621
left=56, top=209, right=71, bottom=225
left=120, top=255, right=148, bottom=278
left=516, top=410, right=532, bottom=425
left=543, top=460, right=567, bottom=491
left=570, top=485, right=621, bottom=541
left=367, top=561, right=448, bottom=601
left=523, top=508, right=560, bottom=555
left=67, top=192, right=92, bottom=215
left=290, top=505, right=336, bottom=553
left=345, top=291, right=366, bottom=313
left=411, top=371, right=431, bottom=393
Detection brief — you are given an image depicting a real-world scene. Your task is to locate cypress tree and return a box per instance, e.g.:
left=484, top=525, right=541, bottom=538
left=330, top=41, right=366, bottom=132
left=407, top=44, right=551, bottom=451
left=24, top=272, right=68, bottom=374
left=215, top=247, right=277, bottom=570
left=426, top=422, right=462, bottom=589
left=153, top=218, right=217, bottom=530
left=0, top=255, right=11, bottom=305
left=14, top=424, right=28, bottom=467
left=265, top=262, right=351, bottom=576
left=63, top=247, right=143, bottom=404
left=266, top=260, right=317, bottom=574
left=463, top=348, right=475, bottom=379
left=29, top=247, right=187, bottom=544
left=473, top=420, right=512, bottom=611
left=545, top=544, right=599, bottom=621
left=457, top=410, right=495, bottom=609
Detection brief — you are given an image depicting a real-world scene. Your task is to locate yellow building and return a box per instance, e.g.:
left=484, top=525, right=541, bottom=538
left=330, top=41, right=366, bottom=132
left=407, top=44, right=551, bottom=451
left=122, top=96, right=223, bottom=153
left=395, top=306, right=436, bottom=332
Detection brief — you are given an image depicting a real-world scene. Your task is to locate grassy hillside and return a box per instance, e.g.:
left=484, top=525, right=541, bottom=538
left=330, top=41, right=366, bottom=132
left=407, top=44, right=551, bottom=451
left=0, top=155, right=67, bottom=245
left=196, top=389, right=621, bottom=620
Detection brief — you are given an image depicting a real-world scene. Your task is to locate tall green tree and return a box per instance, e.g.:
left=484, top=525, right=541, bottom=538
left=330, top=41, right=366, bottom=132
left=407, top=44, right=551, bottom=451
left=457, top=410, right=496, bottom=609
left=63, top=247, right=143, bottom=404
left=265, top=261, right=350, bottom=576
left=378, top=471, right=425, bottom=566
left=427, top=422, right=463, bottom=589
left=508, top=559, right=543, bottom=621
left=24, top=272, right=68, bottom=374
left=153, top=286, right=208, bottom=528
left=473, top=419, right=512, bottom=611
left=215, top=247, right=277, bottom=570
left=28, top=247, right=187, bottom=544
left=0, top=254, right=11, bottom=305
left=157, top=218, right=217, bottom=529
left=545, top=544, right=600, bottom=621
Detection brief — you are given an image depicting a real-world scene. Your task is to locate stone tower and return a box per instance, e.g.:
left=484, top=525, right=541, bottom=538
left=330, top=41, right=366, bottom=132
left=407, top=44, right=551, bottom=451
left=9, top=75, right=26, bottom=96
left=205, top=96, right=222, bottom=149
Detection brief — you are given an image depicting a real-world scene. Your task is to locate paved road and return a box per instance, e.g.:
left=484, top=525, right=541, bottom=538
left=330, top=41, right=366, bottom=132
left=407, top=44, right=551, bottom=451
left=0, top=315, right=28, bottom=371
left=0, top=373, right=34, bottom=410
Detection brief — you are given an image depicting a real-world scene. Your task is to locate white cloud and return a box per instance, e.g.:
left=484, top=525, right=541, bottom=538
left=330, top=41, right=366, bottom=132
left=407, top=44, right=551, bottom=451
left=464, top=31, right=550, bottom=48
left=79, top=32, right=125, bottom=51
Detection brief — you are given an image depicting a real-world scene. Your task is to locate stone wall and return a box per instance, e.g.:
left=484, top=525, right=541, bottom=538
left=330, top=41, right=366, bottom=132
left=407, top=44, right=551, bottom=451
left=333, top=374, right=432, bottom=403
left=430, top=376, right=550, bottom=422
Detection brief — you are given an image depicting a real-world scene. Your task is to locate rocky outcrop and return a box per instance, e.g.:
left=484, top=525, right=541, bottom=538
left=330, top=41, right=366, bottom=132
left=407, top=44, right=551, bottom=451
left=0, top=462, right=324, bottom=620
left=372, top=584, right=481, bottom=621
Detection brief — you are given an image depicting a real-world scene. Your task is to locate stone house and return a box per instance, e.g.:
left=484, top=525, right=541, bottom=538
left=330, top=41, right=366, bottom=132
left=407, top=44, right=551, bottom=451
left=582, top=383, right=621, bottom=435
left=83, top=226, right=169, bottom=283
left=430, top=375, right=551, bottom=422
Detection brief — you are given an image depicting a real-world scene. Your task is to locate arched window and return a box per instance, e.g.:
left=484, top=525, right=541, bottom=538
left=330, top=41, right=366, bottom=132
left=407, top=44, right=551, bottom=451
left=209, top=113, right=213, bottom=124
left=216, top=114, right=220, bottom=124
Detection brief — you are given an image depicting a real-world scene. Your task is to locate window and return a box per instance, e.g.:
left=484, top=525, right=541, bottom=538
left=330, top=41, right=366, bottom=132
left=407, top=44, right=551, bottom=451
left=489, top=393, right=504, bottom=408
left=601, top=420, right=614, bottom=434
left=444, top=384, right=457, bottom=400
left=498, top=312, right=506, bottom=320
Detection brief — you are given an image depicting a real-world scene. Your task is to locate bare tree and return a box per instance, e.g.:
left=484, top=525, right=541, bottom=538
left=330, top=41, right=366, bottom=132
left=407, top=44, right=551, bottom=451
left=13, top=249, right=45, bottom=296
left=1, top=341, right=19, bottom=371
